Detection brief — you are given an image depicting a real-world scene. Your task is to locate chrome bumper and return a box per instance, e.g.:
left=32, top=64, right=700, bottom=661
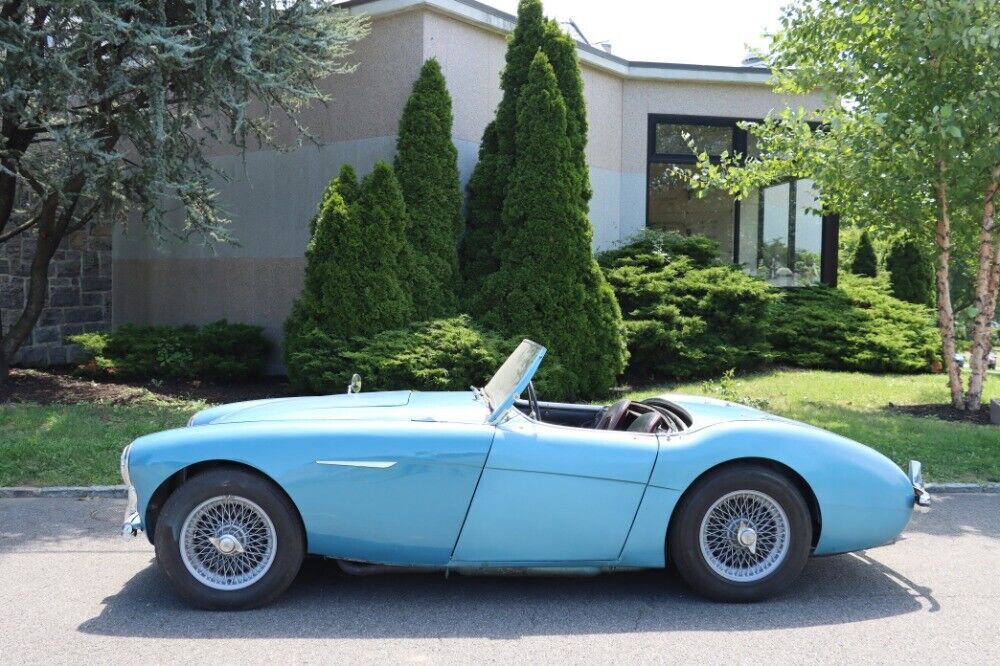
left=909, top=460, right=931, bottom=508
left=121, top=485, right=142, bottom=540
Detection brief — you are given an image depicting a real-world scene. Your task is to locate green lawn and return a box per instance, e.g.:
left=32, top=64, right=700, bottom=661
left=0, top=369, right=997, bottom=487
left=0, top=398, right=202, bottom=487
left=626, top=369, right=1000, bottom=483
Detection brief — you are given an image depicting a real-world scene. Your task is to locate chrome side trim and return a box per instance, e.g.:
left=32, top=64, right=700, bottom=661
left=316, top=460, right=397, bottom=469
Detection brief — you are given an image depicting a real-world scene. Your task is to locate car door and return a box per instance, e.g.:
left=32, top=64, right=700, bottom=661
left=451, top=415, right=659, bottom=563
left=284, top=420, right=496, bottom=567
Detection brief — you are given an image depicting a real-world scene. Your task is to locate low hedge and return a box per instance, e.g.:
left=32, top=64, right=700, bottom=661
left=767, top=274, right=939, bottom=373
left=70, top=320, right=270, bottom=381
left=286, top=315, right=507, bottom=394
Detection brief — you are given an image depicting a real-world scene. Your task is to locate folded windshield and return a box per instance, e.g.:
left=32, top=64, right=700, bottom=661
left=482, top=339, right=546, bottom=417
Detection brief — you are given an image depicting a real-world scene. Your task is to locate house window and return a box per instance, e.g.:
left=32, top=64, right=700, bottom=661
left=646, top=115, right=837, bottom=286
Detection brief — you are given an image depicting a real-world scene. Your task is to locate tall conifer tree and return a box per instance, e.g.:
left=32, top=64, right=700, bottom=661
left=395, top=58, right=462, bottom=318
left=851, top=230, right=879, bottom=277
left=479, top=52, right=625, bottom=399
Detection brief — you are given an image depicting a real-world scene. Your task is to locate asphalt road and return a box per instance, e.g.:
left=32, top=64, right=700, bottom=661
left=0, top=494, right=997, bottom=665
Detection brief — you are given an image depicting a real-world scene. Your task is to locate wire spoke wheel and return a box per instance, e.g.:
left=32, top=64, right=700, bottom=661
left=698, top=489, right=790, bottom=582
left=180, top=496, right=277, bottom=591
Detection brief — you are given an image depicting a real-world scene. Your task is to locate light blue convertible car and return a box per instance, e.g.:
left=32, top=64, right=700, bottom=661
left=121, top=340, right=929, bottom=609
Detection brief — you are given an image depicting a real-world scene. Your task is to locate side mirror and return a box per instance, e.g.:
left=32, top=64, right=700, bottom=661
left=347, top=373, right=362, bottom=395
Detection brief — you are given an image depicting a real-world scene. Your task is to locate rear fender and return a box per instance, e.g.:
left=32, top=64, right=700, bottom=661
left=644, top=420, right=913, bottom=556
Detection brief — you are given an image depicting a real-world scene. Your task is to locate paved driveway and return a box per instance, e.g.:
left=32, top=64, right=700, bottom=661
left=0, top=494, right=997, bottom=664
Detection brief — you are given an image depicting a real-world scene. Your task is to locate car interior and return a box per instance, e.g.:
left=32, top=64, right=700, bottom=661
left=513, top=393, right=691, bottom=433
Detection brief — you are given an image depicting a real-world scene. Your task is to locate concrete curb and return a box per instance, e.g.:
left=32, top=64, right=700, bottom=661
left=0, top=482, right=998, bottom=499
left=0, top=485, right=127, bottom=498
left=925, top=482, right=1000, bottom=493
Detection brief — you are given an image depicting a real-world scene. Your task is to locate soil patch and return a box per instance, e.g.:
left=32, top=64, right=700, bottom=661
left=0, top=366, right=292, bottom=406
left=885, top=402, right=995, bottom=426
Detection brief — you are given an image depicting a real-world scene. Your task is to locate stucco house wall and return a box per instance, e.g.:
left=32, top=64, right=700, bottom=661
left=112, top=0, right=823, bottom=370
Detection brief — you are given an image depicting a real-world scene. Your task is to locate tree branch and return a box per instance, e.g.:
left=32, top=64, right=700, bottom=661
left=0, top=215, right=41, bottom=243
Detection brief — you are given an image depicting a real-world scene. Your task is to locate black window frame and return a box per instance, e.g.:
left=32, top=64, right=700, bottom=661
left=645, top=113, right=838, bottom=286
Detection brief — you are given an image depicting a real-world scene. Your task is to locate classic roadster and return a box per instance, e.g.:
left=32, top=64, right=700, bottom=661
left=121, top=340, right=929, bottom=609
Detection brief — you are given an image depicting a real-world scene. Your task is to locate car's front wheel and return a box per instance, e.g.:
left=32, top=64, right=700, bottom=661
left=154, top=468, right=304, bottom=610
left=668, top=464, right=812, bottom=602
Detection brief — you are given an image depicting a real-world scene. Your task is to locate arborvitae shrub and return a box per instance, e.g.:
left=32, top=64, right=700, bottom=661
left=284, top=162, right=414, bottom=389
left=851, top=230, right=878, bottom=277
left=394, top=58, right=462, bottom=318
left=459, top=122, right=503, bottom=297
left=477, top=52, right=625, bottom=400
left=462, top=0, right=595, bottom=299
left=886, top=237, right=934, bottom=306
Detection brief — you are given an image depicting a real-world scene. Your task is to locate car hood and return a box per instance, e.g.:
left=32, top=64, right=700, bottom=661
left=187, top=390, right=491, bottom=426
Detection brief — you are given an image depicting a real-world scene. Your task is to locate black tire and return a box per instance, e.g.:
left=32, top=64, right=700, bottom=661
left=668, top=464, right=812, bottom=602
left=154, top=468, right=305, bottom=610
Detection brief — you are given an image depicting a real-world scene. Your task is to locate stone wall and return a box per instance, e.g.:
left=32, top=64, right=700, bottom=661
left=1, top=223, right=113, bottom=367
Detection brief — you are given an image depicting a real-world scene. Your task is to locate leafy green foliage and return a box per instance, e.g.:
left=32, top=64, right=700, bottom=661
left=677, top=0, right=1000, bottom=407
left=701, top=369, right=771, bottom=411
left=850, top=230, right=878, bottom=277
left=196, top=321, right=272, bottom=381
left=601, top=249, right=775, bottom=381
left=0, top=2, right=370, bottom=374
left=477, top=52, right=626, bottom=399
left=285, top=316, right=506, bottom=394
left=886, top=237, right=935, bottom=306
left=70, top=321, right=268, bottom=381
left=394, top=58, right=462, bottom=318
left=768, top=274, right=938, bottom=373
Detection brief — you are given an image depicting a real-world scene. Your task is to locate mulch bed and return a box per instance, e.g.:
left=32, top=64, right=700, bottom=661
left=885, top=402, right=995, bottom=426
left=0, top=366, right=293, bottom=406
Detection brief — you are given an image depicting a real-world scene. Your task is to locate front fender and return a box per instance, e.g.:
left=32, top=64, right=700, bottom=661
left=127, top=420, right=494, bottom=536
left=650, top=419, right=914, bottom=555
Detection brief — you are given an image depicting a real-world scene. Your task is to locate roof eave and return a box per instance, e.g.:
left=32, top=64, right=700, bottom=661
left=338, top=0, right=775, bottom=86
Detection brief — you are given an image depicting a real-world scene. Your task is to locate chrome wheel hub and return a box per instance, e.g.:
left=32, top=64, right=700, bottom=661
left=737, top=525, right=758, bottom=553
left=699, top=490, right=790, bottom=582
left=180, top=496, right=277, bottom=591
left=210, top=534, right=245, bottom=555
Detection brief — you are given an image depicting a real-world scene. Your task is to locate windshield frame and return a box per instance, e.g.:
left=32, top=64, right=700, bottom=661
left=481, top=339, right=546, bottom=424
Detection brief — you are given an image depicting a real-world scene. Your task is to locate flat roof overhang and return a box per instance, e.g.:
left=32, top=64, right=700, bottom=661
left=336, top=0, right=776, bottom=85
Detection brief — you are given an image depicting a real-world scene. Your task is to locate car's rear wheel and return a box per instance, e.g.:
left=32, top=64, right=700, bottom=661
left=154, top=468, right=304, bottom=610
left=668, top=464, right=812, bottom=602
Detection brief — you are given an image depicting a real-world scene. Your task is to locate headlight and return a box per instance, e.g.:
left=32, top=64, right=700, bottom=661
left=119, top=444, right=132, bottom=486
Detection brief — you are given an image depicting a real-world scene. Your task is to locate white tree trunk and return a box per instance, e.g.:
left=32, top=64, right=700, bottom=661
left=965, top=163, right=1000, bottom=411
left=934, top=167, right=965, bottom=409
